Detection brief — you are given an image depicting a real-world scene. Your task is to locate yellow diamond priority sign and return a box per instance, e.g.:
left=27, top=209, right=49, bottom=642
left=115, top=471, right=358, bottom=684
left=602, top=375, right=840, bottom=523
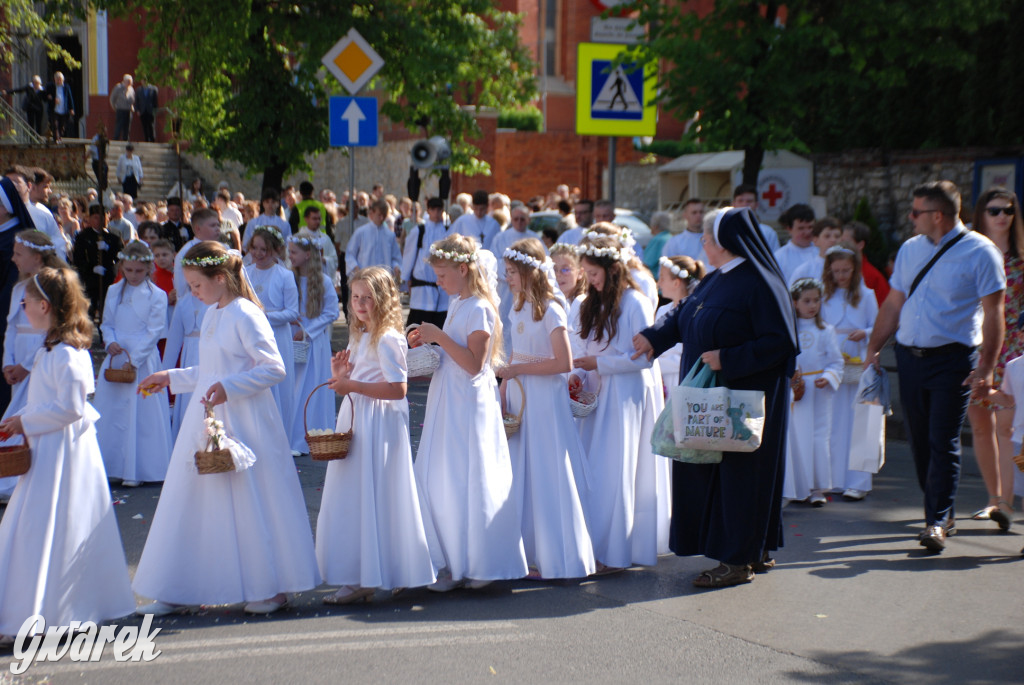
left=322, top=28, right=385, bottom=95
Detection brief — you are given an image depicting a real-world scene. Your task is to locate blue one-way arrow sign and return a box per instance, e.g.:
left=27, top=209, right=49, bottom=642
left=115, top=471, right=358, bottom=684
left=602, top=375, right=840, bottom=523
left=329, top=96, right=378, bottom=147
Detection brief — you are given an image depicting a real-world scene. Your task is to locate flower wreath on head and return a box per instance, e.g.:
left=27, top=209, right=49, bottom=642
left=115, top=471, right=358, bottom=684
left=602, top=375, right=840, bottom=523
left=789, top=277, right=824, bottom=297
left=577, top=242, right=629, bottom=264
left=503, top=247, right=543, bottom=270
left=14, top=235, right=56, bottom=252
left=182, top=253, right=229, bottom=268
left=288, top=233, right=322, bottom=249
left=429, top=245, right=477, bottom=263
left=658, top=256, right=689, bottom=280
left=825, top=244, right=856, bottom=257
left=253, top=224, right=284, bottom=244
left=117, top=250, right=154, bottom=262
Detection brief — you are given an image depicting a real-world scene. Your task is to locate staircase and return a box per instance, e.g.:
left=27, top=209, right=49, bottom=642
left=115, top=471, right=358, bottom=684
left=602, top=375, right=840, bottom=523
left=95, top=140, right=203, bottom=204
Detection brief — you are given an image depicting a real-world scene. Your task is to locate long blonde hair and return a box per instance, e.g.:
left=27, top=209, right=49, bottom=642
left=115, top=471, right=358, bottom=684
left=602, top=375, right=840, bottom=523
left=427, top=233, right=504, bottom=367
left=348, top=266, right=403, bottom=346
left=182, top=241, right=262, bottom=309
left=289, top=230, right=325, bottom=319
left=505, top=237, right=556, bottom=322
left=25, top=267, right=93, bottom=350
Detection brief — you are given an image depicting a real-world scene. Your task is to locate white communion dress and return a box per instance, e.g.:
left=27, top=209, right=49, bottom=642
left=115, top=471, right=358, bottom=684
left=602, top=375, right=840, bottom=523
left=414, top=294, right=528, bottom=582
left=94, top=279, right=172, bottom=482
left=571, top=288, right=662, bottom=568
left=315, top=329, right=437, bottom=590
left=0, top=280, right=46, bottom=497
left=784, top=319, right=844, bottom=500
left=505, top=300, right=595, bottom=578
left=0, top=343, right=136, bottom=636
left=133, top=297, right=320, bottom=605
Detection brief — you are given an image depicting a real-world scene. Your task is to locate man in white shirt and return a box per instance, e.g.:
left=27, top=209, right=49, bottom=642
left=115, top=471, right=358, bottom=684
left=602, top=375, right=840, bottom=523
left=661, top=198, right=707, bottom=265
left=346, top=198, right=401, bottom=281
left=26, top=168, right=66, bottom=260
left=733, top=184, right=781, bottom=252
left=773, top=203, right=818, bottom=283
left=215, top=189, right=243, bottom=228
left=401, top=197, right=451, bottom=327
left=120, top=194, right=139, bottom=229
left=451, top=190, right=501, bottom=250
left=116, top=144, right=144, bottom=199
left=557, top=199, right=594, bottom=245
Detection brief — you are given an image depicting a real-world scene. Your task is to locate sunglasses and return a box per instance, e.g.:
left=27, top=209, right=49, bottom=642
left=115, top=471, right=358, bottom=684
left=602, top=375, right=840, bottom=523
left=986, top=206, right=1015, bottom=217
left=909, top=209, right=941, bottom=219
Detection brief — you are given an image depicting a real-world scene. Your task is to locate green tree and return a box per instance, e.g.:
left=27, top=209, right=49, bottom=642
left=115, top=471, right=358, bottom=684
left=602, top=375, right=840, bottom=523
left=626, top=1, right=1001, bottom=185
left=97, top=0, right=536, bottom=190
left=0, top=1, right=82, bottom=71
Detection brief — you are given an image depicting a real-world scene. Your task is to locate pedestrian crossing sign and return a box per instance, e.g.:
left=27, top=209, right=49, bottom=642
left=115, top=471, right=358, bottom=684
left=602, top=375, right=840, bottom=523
left=576, top=42, right=656, bottom=136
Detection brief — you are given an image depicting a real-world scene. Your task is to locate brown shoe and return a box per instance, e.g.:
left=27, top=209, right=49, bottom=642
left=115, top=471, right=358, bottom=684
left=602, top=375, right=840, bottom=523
left=751, top=552, right=776, bottom=573
left=692, top=563, right=754, bottom=589
left=919, top=524, right=946, bottom=552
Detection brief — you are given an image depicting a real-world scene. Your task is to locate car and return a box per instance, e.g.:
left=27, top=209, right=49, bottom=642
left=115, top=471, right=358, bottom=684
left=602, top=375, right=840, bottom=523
left=527, top=209, right=653, bottom=247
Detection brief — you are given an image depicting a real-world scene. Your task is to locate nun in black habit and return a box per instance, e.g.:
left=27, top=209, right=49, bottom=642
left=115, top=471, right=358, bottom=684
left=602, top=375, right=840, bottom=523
left=634, top=207, right=798, bottom=588
left=0, top=176, right=36, bottom=414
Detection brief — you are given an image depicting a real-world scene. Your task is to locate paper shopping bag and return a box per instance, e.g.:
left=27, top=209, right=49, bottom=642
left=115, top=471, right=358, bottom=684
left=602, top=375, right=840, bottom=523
left=849, top=402, right=885, bottom=473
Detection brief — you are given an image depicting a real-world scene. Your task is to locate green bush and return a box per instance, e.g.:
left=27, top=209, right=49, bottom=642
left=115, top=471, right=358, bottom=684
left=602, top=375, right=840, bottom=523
left=497, top=106, right=543, bottom=132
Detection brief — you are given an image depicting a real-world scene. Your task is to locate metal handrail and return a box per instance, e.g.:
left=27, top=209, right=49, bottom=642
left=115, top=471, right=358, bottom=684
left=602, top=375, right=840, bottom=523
left=0, top=95, right=46, bottom=145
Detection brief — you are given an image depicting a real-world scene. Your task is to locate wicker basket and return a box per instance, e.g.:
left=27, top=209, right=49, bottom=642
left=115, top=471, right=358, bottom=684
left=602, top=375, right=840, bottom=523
left=194, top=404, right=234, bottom=475
left=405, top=326, right=441, bottom=378
left=502, top=377, right=525, bottom=439
left=104, top=350, right=137, bottom=384
left=293, top=329, right=311, bottom=364
left=305, top=381, right=352, bottom=461
left=0, top=435, right=31, bottom=478
left=569, top=390, right=599, bottom=418
left=790, top=369, right=805, bottom=401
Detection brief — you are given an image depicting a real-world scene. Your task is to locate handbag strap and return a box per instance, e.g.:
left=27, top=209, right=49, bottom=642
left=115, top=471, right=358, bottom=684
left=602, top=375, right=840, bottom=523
left=907, top=229, right=967, bottom=299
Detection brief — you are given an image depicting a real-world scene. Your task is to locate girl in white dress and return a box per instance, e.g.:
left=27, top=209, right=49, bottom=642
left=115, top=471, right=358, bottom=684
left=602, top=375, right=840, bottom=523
left=94, top=241, right=172, bottom=486
left=570, top=235, right=661, bottom=572
left=550, top=243, right=587, bottom=356
left=0, top=231, right=64, bottom=500
left=654, top=255, right=706, bottom=393
left=244, top=226, right=299, bottom=436
left=821, top=246, right=879, bottom=500
left=288, top=231, right=340, bottom=454
left=134, top=241, right=319, bottom=616
left=498, top=238, right=595, bottom=579
left=0, top=268, right=135, bottom=644
left=317, top=267, right=436, bottom=604
left=409, top=234, right=528, bottom=591
left=784, top=278, right=844, bottom=505
left=162, top=290, right=207, bottom=439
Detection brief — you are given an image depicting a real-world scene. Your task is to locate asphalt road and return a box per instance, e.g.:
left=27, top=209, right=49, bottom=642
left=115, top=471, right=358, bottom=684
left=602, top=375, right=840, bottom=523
left=2, top=322, right=1023, bottom=683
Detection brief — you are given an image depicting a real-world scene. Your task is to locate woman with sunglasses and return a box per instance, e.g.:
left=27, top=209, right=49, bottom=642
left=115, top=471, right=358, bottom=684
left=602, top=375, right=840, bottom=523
left=967, top=186, right=1024, bottom=530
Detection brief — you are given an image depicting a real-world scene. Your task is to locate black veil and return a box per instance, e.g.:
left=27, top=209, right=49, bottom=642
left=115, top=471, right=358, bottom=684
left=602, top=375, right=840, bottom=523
left=0, top=177, right=36, bottom=231
left=714, top=207, right=798, bottom=350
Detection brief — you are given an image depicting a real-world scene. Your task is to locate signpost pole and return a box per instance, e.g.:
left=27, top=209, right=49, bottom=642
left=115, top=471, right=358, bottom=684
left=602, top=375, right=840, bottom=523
left=608, top=137, right=616, bottom=206
left=349, top=146, right=356, bottom=238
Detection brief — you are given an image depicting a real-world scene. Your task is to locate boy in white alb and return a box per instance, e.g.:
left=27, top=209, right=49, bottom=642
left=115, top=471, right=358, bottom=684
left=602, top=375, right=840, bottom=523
left=773, top=203, right=819, bottom=283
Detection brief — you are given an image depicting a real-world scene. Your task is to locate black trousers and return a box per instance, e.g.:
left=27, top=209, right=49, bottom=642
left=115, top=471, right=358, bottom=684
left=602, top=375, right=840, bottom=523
left=114, top=109, right=131, bottom=141
left=895, top=343, right=977, bottom=526
left=140, top=112, right=155, bottom=142
left=122, top=175, right=139, bottom=199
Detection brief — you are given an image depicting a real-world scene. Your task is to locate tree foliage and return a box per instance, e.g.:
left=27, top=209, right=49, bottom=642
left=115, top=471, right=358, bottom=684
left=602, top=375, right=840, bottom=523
left=626, top=1, right=1004, bottom=184
left=0, top=0, right=83, bottom=71
left=97, top=0, right=536, bottom=189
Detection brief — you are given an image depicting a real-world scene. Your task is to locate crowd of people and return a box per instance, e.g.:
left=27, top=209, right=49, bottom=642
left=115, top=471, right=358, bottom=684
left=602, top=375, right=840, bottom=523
left=0, top=169, right=1021, bottom=645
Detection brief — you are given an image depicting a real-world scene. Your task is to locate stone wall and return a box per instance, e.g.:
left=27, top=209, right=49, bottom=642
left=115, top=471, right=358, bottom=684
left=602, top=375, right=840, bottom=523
left=811, top=146, right=1024, bottom=240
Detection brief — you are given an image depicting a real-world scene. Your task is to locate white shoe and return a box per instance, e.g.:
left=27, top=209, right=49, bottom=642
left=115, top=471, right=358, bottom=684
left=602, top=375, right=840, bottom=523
left=465, top=579, right=492, bottom=590
left=810, top=491, right=827, bottom=507
left=427, top=577, right=465, bottom=593
left=136, top=601, right=190, bottom=617
left=244, top=595, right=289, bottom=614
left=121, top=480, right=141, bottom=488
left=842, top=489, right=868, bottom=501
